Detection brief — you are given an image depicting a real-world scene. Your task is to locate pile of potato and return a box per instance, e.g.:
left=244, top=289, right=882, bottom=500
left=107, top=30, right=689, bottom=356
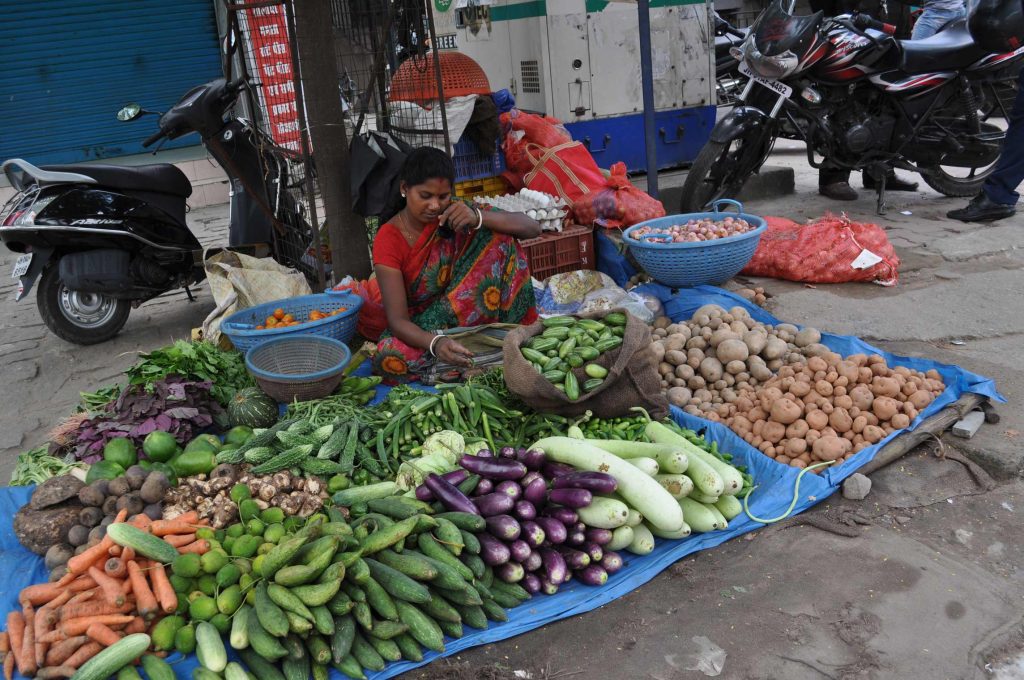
left=650, top=304, right=946, bottom=470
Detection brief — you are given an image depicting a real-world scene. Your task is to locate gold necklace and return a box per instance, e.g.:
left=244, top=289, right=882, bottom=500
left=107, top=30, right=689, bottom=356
left=397, top=211, right=420, bottom=245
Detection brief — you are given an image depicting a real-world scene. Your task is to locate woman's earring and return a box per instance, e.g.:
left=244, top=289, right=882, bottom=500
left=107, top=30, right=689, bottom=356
left=401, top=193, right=406, bottom=198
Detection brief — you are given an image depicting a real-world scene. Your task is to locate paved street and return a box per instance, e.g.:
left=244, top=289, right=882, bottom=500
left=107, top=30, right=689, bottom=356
left=2, top=144, right=1023, bottom=678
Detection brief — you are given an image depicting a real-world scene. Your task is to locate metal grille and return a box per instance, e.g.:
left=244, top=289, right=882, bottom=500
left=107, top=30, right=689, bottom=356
left=520, top=60, right=541, bottom=94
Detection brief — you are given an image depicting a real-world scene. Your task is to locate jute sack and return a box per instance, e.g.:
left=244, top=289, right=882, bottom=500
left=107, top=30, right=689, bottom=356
left=503, top=309, right=668, bottom=420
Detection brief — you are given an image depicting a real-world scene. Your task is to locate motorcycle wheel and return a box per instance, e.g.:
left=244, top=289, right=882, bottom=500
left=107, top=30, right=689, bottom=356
left=678, top=133, right=770, bottom=212
left=36, top=262, right=131, bottom=345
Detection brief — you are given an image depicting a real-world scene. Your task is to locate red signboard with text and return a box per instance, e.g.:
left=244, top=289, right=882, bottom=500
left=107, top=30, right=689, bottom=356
left=238, top=3, right=301, bottom=151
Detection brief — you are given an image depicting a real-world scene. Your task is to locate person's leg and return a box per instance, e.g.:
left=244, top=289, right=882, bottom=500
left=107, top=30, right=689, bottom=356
left=819, top=166, right=857, bottom=200
left=911, top=4, right=964, bottom=40
left=947, top=69, right=1023, bottom=221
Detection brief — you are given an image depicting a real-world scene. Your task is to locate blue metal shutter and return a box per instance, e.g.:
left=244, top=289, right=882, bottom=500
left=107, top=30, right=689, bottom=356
left=0, top=0, right=222, bottom=165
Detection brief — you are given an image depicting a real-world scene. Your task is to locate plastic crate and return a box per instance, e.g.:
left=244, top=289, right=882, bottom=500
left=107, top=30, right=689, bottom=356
left=521, top=225, right=596, bottom=281
left=453, top=136, right=505, bottom=183
left=221, top=292, right=363, bottom=352
left=622, top=199, right=767, bottom=288
left=454, top=175, right=508, bottom=200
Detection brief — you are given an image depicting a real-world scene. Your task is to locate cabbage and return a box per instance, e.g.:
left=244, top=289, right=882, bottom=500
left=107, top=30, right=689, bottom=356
left=395, top=430, right=463, bottom=490
left=465, top=440, right=490, bottom=456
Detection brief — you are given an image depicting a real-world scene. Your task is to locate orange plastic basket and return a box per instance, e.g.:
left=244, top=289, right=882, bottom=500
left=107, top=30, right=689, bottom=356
left=389, top=52, right=491, bottom=104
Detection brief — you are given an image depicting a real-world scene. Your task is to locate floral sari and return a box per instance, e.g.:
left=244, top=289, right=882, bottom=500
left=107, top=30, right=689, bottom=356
left=373, top=222, right=537, bottom=382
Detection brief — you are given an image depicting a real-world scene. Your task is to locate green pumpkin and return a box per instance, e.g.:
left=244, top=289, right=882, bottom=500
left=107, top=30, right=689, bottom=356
left=226, top=387, right=279, bottom=428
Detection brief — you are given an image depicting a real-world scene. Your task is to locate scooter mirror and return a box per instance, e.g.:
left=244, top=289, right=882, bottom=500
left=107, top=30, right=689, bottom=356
left=116, top=103, right=143, bottom=122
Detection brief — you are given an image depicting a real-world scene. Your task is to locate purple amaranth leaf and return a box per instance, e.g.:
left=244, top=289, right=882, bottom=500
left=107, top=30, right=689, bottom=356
left=155, top=414, right=174, bottom=430
left=131, top=418, right=159, bottom=437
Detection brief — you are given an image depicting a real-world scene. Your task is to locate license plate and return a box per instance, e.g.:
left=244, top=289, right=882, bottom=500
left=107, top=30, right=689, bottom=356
left=739, top=62, right=793, bottom=98
left=11, top=253, right=32, bottom=279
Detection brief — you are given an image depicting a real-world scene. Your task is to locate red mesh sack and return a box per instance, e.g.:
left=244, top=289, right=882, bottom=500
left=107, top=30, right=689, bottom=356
left=521, top=142, right=606, bottom=207
left=501, top=110, right=572, bottom=175
left=741, top=214, right=900, bottom=286
left=333, top=278, right=387, bottom=341
left=573, top=162, right=666, bottom=229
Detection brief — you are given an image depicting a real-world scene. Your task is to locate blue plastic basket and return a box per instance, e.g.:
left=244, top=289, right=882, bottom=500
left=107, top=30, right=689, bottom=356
left=245, top=335, right=351, bottom=403
left=453, top=135, right=505, bottom=182
left=622, top=200, right=767, bottom=288
left=221, top=292, right=363, bottom=352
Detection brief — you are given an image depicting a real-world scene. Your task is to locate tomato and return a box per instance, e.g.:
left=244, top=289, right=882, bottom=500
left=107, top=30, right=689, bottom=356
left=273, top=308, right=285, bottom=320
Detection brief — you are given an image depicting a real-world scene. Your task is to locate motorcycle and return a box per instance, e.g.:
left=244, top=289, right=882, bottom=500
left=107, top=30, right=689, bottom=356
left=680, top=0, right=1024, bottom=214
left=714, top=11, right=749, bottom=106
left=0, top=76, right=316, bottom=345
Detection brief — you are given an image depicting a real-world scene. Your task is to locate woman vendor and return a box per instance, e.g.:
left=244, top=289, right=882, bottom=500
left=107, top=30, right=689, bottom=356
left=372, top=147, right=542, bottom=382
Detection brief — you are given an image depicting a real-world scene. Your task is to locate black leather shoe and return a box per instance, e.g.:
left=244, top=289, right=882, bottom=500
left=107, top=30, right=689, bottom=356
left=819, top=182, right=858, bottom=201
left=947, top=193, right=1016, bottom=222
left=863, top=170, right=919, bottom=192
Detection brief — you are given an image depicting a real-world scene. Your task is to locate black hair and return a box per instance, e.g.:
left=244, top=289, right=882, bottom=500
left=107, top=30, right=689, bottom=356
left=400, top=146, right=455, bottom=188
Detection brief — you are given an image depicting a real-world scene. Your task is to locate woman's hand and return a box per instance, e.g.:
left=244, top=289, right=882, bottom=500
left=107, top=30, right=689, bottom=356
left=435, top=337, right=474, bottom=367
left=439, top=201, right=480, bottom=232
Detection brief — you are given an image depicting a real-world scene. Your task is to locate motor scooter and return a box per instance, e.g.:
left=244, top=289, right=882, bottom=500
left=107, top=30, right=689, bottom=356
left=0, top=76, right=316, bottom=345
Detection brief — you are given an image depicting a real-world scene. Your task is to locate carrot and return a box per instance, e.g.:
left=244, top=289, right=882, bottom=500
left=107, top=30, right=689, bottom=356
left=172, top=510, right=199, bottom=524
left=19, top=583, right=65, bottom=607
left=58, top=599, right=133, bottom=622
left=124, top=617, right=146, bottom=635
left=127, top=561, right=158, bottom=618
left=104, top=557, right=127, bottom=579
left=128, top=514, right=152, bottom=530
left=21, top=605, right=37, bottom=677
left=36, top=666, right=77, bottom=679
left=0, top=631, right=7, bottom=655
left=108, top=544, right=122, bottom=557
left=3, top=653, right=12, bottom=680
left=44, top=636, right=88, bottom=667
left=61, top=615, right=134, bottom=638
left=120, top=547, right=136, bottom=562
left=163, top=533, right=196, bottom=548
left=176, top=539, right=210, bottom=555
left=150, top=519, right=198, bottom=537
left=38, top=591, right=72, bottom=629
left=85, top=623, right=121, bottom=647
left=67, top=577, right=98, bottom=593
left=66, top=535, right=115, bottom=576
left=6, top=612, right=25, bottom=676
left=64, top=641, right=102, bottom=669
left=88, top=567, right=126, bottom=607
left=148, top=562, right=177, bottom=615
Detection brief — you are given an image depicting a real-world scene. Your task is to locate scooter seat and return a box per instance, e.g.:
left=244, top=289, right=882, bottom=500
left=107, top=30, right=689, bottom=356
left=41, top=163, right=193, bottom=198
left=898, top=20, right=988, bottom=74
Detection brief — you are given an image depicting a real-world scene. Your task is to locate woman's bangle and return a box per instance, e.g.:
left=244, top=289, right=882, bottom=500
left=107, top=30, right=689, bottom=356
left=473, top=207, right=484, bottom=231
left=428, top=332, right=446, bottom=357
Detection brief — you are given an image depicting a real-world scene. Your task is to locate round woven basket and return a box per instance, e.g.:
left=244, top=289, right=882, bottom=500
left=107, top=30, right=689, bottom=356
left=244, top=335, right=351, bottom=403
left=389, top=52, right=491, bottom=104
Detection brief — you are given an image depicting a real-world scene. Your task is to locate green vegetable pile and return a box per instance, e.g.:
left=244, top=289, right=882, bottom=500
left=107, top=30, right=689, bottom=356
left=126, top=340, right=254, bottom=406
left=520, top=313, right=626, bottom=399
left=9, top=445, right=87, bottom=486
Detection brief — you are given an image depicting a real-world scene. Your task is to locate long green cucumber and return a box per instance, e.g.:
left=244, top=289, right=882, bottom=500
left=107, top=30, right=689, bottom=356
left=645, top=422, right=741, bottom=494
left=587, top=439, right=689, bottom=473
left=678, top=497, right=725, bottom=532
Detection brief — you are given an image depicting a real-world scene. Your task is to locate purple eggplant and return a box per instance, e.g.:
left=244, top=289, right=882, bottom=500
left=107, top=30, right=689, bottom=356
left=540, top=578, right=560, bottom=595
left=551, top=471, right=618, bottom=494
left=478, top=533, right=512, bottom=566
left=566, top=530, right=586, bottom=546
left=423, top=473, right=480, bottom=515
left=572, top=522, right=587, bottom=534
left=517, top=449, right=547, bottom=471
left=562, top=571, right=574, bottom=584
left=582, top=542, right=604, bottom=563
left=543, top=507, right=578, bottom=526
left=514, top=500, right=537, bottom=521
left=600, top=551, right=623, bottom=574
left=585, top=528, right=613, bottom=546
left=415, top=470, right=471, bottom=500
left=499, top=446, right=518, bottom=459
left=460, top=454, right=527, bottom=481
left=522, top=573, right=542, bottom=594
left=474, top=492, right=515, bottom=516
left=509, top=539, right=532, bottom=563
left=473, top=478, right=495, bottom=496
left=535, top=517, right=566, bottom=544
left=497, top=561, right=525, bottom=583
left=548, top=488, right=593, bottom=509
left=520, top=520, right=546, bottom=548
left=539, top=547, right=568, bottom=584
left=496, top=480, right=522, bottom=499
left=476, top=449, right=494, bottom=458
left=485, top=514, right=521, bottom=541
left=521, top=471, right=543, bottom=487
left=542, top=461, right=576, bottom=478
left=577, top=564, right=609, bottom=587
left=522, top=477, right=548, bottom=507
left=522, top=550, right=543, bottom=572
left=557, top=546, right=591, bottom=570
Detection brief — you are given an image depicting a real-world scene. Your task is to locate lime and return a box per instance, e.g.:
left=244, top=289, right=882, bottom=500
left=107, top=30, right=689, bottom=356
left=197, top=434, right=223, bottom=451
left=195, top=527, right=215, bottom=541
left=188, top=595, right=218, bottom=621
left=103, top=437, right=137, bottom=469
left=168, top=573, right=192, bottom=593
left=201, top=549, right=229, bottom=575
left=86, top=460, right=125, bottom=484
left=197, top=574, right=217, bottom=596
left=183, top=437, right=218, bottom=455
left=142, top=431, right=178, bottom=463
left=172, top=553, right=202, bottom=578
left=224, top=426, right=253, bottom=447
left=226, top=523, right=246, bottom=538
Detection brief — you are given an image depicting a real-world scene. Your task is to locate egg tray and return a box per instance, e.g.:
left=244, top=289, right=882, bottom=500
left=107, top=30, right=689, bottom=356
left=474, top=191, right=568, bottom=232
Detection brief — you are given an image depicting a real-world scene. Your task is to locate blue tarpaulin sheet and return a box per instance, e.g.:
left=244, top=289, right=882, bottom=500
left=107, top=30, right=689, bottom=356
left=0, top=238, right=1003, bottom=679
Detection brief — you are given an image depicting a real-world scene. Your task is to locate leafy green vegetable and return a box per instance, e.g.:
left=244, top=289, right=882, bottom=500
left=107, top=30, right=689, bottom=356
left=11, top=445, right=88, bottom=486
left=125, top=341, right=253, bottom=406
left=78, top=384, right=123, bottom=414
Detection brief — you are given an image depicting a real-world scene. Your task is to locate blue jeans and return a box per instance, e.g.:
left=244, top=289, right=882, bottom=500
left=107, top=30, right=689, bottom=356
left=983, top=68, right=1024, bottom=206
left=911, top=4, right=966, bottom=40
